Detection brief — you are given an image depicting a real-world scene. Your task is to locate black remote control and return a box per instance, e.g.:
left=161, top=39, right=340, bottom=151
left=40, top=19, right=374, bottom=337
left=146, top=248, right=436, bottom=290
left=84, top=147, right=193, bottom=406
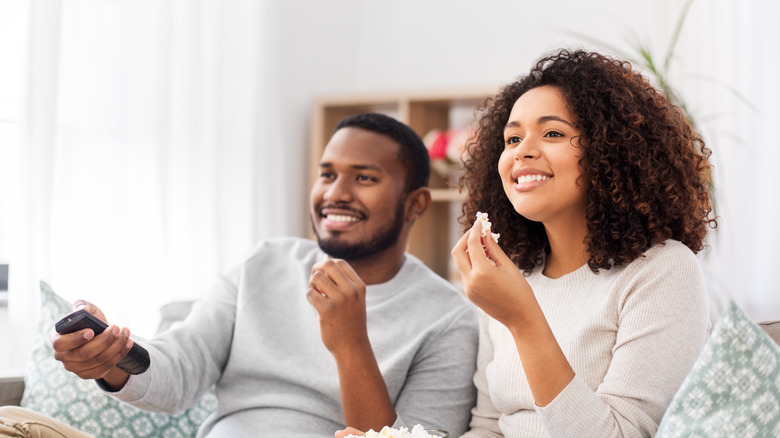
left=55, top=309, right=150, bottom=375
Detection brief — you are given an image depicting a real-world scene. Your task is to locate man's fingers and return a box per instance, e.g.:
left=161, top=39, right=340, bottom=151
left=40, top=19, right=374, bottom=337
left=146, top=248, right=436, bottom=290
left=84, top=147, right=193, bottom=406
left=331, top=258, right=361, bottom=286
left=54, top=326, right=133, bottom=379
left=335, top=427, right=365, bottom=437
left=310, top=258, right=363, bottom=300
left=306, top=287, right=328, bottom=308
left=309, top=269, right=337, bottom=298
left=72, top=300, right=108, bottom=322
left=51, top=328, right=95, bottom=353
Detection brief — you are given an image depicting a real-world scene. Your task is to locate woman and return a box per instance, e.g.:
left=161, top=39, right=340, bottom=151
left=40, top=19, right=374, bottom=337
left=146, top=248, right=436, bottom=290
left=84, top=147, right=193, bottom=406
left=452, top=49, right=714, bottom=437
left=336, top=48, right=714, bottom=438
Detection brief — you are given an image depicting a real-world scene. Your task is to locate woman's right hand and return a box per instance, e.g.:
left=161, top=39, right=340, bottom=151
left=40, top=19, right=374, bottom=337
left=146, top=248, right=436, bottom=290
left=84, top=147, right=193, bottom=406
left=451, top=218, right=536, bottom=331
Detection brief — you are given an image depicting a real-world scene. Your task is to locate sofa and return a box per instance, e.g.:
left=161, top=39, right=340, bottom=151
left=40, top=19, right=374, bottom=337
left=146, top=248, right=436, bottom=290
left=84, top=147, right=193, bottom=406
left=1, top=283, right=779, bottom=437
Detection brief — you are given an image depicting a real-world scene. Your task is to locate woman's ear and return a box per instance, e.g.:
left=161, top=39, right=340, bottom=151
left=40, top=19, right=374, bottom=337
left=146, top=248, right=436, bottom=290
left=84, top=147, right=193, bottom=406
left=404, top=187, right=431, bottom=223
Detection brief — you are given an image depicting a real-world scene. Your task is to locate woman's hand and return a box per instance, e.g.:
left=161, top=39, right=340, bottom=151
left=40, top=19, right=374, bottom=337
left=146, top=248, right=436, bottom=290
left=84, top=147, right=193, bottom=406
left=453, top=219, right=576, bottom=406
left=451, top=218, right=535, bottom=331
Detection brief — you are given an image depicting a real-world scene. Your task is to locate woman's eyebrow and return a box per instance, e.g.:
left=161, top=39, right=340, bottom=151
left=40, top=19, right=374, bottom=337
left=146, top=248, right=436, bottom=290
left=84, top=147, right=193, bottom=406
left=504, top=115, right=575, bottom=130
left=538, top=115, right=575, bottom=127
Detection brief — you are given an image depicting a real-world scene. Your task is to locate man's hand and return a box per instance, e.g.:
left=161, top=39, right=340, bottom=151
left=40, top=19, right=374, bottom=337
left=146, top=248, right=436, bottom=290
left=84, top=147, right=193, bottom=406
left=306, top=258, right=397, bottom=431
left=306, top=258, right=371, bottom=357
left=50, top=300, right=131, bottom=390
left=335, top=427, right=365, bottom=437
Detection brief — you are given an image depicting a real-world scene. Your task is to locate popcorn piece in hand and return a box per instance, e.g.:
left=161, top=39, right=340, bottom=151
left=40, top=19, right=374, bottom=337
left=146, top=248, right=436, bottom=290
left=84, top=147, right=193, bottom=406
left=476, top=211, right=500, bottom=243
left=348, top=425, right=445, bottom=438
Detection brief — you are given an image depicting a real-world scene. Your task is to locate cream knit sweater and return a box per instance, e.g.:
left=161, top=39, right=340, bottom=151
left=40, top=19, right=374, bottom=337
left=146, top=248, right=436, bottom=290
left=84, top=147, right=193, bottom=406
left=462, top=240, right=710, bottom=438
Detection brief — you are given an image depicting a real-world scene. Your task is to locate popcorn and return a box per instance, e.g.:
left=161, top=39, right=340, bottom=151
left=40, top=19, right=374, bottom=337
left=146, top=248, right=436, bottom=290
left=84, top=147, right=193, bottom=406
left=476, top=211, right=500, bottom=243
left=346, top=425, right=446, bottom=438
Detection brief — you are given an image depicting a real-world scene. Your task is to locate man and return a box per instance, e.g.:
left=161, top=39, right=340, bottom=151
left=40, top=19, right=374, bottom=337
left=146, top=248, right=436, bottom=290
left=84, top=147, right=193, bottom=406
left=0, top=113, right=478, bottom=437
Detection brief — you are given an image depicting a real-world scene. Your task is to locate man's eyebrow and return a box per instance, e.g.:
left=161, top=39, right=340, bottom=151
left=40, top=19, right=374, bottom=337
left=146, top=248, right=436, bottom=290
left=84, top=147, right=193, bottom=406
left=504, top=116, right=575, bottom=130
left=318, top=162, right=383, bottom=172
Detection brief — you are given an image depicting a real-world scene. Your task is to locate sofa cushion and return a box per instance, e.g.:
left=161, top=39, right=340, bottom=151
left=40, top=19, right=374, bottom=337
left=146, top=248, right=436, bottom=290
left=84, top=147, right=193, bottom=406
left=0, top=370, right=24, bottom=406
left=21, top=281, right=217, bottom=437
left=759, top=320, right=780, bottom=346
left=656, top=300, right=780, bottom=437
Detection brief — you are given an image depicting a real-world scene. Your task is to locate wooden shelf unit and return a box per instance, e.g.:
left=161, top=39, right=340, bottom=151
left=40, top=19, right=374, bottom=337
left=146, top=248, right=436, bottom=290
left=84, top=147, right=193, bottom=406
left=309, top=87, right=495, bottom=280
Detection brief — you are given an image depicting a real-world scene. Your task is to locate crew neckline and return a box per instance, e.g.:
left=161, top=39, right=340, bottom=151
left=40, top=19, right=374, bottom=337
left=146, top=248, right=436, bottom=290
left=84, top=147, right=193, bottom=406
left=533, top=262, right=592, bottom=288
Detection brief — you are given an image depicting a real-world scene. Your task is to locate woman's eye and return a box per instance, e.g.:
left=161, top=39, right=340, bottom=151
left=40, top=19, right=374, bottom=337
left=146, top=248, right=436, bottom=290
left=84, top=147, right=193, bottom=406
left=505, top=136, right=522, bottom=145
left=319, top=172, right=335, bottom=180
left=545, top=131, right=564, bottom=138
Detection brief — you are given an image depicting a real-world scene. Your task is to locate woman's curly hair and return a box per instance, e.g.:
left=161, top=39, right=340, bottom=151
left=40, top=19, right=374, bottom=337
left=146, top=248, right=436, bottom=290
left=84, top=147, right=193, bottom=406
left=460, top=49, right=716, bottom=274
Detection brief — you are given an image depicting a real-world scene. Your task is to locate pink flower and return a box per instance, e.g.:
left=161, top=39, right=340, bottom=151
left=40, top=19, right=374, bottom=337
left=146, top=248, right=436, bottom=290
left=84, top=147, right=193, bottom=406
left=424, top=129, right=449, bottom=160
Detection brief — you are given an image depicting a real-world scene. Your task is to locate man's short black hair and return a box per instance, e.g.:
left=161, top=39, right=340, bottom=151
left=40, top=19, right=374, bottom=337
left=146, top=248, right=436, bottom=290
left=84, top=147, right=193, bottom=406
left=334, top=113, right=430, bottom=191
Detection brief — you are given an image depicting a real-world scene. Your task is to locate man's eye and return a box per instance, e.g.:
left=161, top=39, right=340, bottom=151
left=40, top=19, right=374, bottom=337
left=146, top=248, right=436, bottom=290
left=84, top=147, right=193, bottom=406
left=356, top=174, right=375, bottom=182
left=319, top=172, right=334, bottom=179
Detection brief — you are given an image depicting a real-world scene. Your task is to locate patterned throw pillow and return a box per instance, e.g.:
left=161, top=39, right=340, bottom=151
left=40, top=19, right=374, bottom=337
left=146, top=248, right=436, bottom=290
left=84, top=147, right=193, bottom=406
left=21, top=281, right=217, bottom=438
left=657, top=300, right=780, bottom=438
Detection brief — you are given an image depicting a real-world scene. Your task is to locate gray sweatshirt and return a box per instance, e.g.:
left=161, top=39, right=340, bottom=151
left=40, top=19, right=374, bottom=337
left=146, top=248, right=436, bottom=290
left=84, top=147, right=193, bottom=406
left=109, top=237, right=479, bottom=437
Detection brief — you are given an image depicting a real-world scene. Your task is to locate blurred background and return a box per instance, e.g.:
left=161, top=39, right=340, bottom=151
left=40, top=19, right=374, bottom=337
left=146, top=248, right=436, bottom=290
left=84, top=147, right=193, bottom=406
left=1, top=0, right=778, bottom=370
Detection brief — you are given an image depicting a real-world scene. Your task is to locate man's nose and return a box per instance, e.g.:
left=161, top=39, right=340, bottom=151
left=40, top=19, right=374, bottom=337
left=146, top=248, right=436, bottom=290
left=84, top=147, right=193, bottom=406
left=324, top=177, right=353, bottom=202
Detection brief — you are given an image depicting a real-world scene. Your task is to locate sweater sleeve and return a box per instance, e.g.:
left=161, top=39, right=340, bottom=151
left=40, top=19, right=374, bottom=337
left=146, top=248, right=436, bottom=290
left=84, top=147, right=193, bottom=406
left=108, top=272, right=238, bottom=414
left=535, top=243, right=710, bottom=438
left=459, top=311, right=503, bottom=438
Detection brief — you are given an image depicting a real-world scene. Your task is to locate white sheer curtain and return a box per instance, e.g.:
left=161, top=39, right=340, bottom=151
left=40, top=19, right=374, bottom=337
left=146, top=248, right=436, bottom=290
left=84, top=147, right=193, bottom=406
left=2, top=0, right=278, bottom=368
left=671, top=0, right=780, bottom=322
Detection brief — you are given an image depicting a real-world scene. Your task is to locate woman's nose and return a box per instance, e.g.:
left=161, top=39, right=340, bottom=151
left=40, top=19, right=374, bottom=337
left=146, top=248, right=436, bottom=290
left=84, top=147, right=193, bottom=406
left=513, top=136, right=539, bottom=160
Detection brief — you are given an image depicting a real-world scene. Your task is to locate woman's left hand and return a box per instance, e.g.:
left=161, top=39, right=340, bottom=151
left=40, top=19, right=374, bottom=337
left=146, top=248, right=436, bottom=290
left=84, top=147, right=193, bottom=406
left=451, top=218, right=535, bottom=330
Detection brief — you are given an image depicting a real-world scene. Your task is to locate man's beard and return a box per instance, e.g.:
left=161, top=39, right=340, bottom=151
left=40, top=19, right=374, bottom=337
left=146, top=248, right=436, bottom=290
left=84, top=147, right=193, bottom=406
left=314, top=200, right=405, bottom=261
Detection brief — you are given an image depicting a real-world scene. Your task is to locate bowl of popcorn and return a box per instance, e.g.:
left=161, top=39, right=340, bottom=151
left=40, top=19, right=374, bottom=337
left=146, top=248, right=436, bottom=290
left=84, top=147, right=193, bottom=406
left=345, top=425, right=448, bottom=438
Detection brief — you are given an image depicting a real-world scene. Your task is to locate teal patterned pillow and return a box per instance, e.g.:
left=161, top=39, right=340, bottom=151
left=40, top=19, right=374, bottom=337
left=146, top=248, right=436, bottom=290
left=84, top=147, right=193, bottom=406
left=657, top=300, right=780, bottom=437
left=21, top=281, right=217, bottom=437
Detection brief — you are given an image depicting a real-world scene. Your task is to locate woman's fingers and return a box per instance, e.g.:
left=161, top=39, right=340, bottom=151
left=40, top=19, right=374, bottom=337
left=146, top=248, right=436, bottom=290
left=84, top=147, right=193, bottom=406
left=451, top=229, right=473, bottom=276
left=482, top=226, right=510, bottom=268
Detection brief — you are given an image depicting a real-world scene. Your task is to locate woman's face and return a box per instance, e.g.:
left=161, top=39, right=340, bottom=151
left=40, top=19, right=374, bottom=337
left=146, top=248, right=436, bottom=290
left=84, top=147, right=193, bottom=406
left=497, top=85, right=587, bottom=228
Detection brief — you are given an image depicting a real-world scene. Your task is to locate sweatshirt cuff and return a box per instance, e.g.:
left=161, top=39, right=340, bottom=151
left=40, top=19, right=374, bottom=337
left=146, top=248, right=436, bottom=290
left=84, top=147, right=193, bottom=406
left=96, top=369, right=152, bottom=403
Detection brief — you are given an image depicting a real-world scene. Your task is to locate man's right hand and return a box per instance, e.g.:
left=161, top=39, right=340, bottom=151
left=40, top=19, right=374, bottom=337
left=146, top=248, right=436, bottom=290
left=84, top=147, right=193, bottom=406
left=50, top=300, right=132, bottom=391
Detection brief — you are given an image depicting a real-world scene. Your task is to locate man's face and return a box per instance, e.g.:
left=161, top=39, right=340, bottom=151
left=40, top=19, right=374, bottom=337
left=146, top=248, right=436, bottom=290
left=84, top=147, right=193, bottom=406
left=310, top=127, right=409, bottom=260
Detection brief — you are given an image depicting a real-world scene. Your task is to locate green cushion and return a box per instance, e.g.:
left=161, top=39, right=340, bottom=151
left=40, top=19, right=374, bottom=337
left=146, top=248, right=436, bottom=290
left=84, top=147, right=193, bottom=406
left=657, top=300, right=780, bottom=437
left=21, top=281, right=217, bottom=437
